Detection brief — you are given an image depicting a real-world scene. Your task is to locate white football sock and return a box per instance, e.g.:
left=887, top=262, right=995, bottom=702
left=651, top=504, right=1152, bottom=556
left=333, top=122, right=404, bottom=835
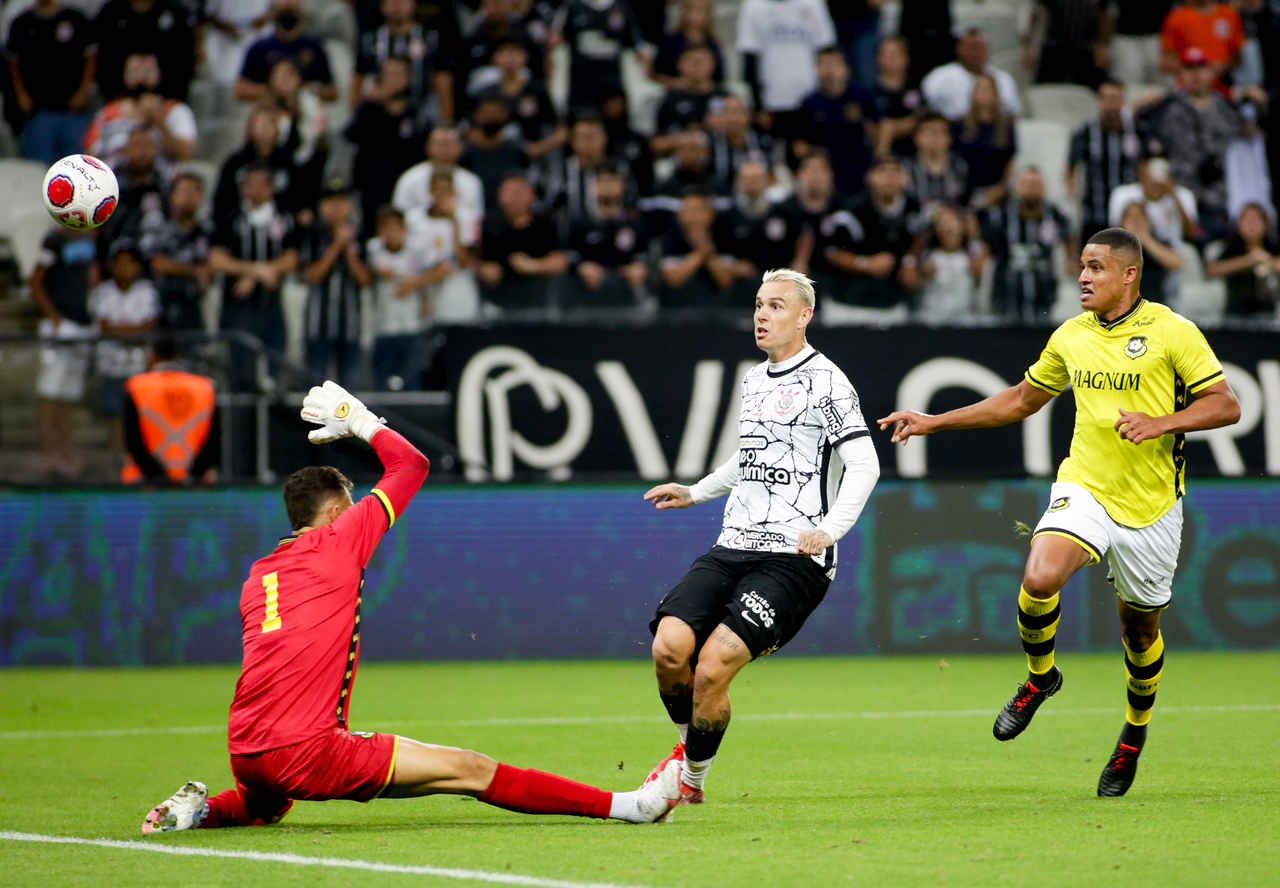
left=681, top=755, right=713, bottom=789
left=607, top=789, right=648, bottom=823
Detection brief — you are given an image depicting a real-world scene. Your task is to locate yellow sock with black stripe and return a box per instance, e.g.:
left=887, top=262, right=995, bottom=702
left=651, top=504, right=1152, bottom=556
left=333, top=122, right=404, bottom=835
left=1018, top=586, right=1060, bottom=676
left=1124, top=632, right=1164, bottom=726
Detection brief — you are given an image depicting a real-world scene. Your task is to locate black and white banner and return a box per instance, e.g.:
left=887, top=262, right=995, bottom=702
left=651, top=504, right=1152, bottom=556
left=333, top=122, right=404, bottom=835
left=440, top=324, right=1280, bottom=480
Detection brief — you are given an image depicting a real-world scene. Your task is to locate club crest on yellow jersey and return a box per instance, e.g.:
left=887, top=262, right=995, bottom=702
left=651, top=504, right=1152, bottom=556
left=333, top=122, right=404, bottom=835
left=1124, top=336, right=1148, bottom=359
left=1048, top=496, right=1070, bottom=512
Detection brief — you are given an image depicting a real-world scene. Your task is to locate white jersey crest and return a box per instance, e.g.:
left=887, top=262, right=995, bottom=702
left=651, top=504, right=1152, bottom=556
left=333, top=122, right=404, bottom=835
left=715, top=345, right=867, bottom=575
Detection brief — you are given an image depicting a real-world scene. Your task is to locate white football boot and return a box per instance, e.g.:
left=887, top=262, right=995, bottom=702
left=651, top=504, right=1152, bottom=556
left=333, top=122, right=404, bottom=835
left=141, top=780, right=210, bottom=834
left=633, top=758, right=682, bottom=822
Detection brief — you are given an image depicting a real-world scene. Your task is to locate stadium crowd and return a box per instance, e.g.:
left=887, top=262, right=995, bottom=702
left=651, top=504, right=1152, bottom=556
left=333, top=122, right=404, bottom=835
left=5, top=0, right=1280, bottom=477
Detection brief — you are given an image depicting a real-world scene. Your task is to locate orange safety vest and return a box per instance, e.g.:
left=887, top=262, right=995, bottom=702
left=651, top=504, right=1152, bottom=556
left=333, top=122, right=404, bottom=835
left=121, top=368, right=215, bottom=483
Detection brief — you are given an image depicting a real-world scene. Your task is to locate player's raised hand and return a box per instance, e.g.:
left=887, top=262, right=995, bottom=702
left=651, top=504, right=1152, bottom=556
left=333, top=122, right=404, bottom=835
left=300, top=380, right=385, bottom=444
left=644, top=483, right=693, bottom=510
left=877, top=409, right=936, bottom=444
left=797, top=529, right=833, bottom=556
left=1115, top=408, right=1166, bottom=444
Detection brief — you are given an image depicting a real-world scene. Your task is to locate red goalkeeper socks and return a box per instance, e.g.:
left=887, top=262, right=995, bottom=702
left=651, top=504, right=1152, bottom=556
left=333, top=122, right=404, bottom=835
left=479, top=763, right=611, bottom=819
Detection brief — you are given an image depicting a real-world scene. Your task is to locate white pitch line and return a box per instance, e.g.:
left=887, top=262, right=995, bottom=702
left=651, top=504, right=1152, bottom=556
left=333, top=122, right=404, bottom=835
left=2, top=704, right=1276, bottom=741
left=0, top=831, right=657, bottom=888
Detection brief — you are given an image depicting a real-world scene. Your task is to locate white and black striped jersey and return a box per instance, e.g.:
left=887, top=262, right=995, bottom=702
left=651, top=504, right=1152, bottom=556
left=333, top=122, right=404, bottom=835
left=715, top=345, right=867, bottom=575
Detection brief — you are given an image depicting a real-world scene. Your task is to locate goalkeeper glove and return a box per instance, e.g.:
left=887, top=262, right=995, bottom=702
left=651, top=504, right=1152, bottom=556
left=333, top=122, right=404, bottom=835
left=300, top=380, right=385, bottom=444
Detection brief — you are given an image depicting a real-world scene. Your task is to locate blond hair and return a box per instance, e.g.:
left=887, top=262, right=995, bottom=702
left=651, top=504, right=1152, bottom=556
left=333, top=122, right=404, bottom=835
left=761, top=268, right=816, bottom=308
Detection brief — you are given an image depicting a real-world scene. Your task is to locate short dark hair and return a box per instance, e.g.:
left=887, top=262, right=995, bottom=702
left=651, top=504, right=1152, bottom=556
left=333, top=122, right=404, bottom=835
left=376, top=204, right=405, bottom=226
left=1087, top=226, right=1144, bottom=279
left=171, top=170, right=205, bottom=193
left=917, top=111, right=949, bottom=129
left=151, top=333, right=178, bottom=362
left=283, top=466, right=353, bottom=529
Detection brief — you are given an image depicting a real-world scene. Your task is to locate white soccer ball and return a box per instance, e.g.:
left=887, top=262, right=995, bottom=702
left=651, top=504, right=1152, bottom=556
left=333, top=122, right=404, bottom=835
left=41, top=154, right=120, bottom=231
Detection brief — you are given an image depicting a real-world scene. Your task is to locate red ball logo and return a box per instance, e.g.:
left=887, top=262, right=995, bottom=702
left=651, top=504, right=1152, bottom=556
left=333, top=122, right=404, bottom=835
left=93, top=195, right=117, bottom=225
left=47, top=174, right=74, bottom=208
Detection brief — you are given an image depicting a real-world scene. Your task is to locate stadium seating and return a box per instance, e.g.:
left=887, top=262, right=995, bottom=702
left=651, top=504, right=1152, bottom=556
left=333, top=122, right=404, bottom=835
left=1013, top=118, right=1073, bottom=215
left=1026, top=84, right=1098, bottom=133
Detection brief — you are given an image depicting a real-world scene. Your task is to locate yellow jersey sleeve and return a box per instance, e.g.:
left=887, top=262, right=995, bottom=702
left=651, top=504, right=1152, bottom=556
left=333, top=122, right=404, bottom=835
left=1024, top=327, right=1070, bottom=395
left=1168, top=314, right=1225, bottom=395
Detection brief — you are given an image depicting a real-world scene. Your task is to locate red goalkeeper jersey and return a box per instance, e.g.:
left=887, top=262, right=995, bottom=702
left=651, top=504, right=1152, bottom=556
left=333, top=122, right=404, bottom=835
left=227, top=429, right=429, bottom=754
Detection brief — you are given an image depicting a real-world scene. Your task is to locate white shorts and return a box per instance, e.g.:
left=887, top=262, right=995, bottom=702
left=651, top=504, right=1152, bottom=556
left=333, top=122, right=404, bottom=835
left=36, top=318, right=93, bottom=402
left=1032, top=481, right=1183, bottom=610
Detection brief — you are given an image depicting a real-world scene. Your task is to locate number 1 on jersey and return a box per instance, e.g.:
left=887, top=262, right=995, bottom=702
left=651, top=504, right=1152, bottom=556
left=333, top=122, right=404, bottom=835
left=261, top=571, right=282, bottom=633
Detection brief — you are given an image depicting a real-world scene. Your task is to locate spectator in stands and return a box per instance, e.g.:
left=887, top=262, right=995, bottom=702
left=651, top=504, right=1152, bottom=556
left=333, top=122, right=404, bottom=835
left=368, top=206, right=430, bottom=390
left=352, top=0, right=454, bottom=122
left=655, top=129, right=724, bottom=200
left=394, top=125, right=486, bottom=246
left=921, top=28, right=1022, bottom=121
left=714, top=159, right=809, bottom=301
left=263, top=57, right=328, bottom=206
left=778, top=151, right=850, bottom=300
left=1107, top=149, right=1200, bottom=249
left=918, top=203, right=988, bottom=324
left=461, top=95, right=528, bottom=211
left=99, top=125, right=169, bottom=249
left=737, top=0, right=837, bottom=146
left=90, top=239, right=159, bottom=471
left=657, top=189, right=735, bottom=313
left=1148, top=47, right=1245, bottom=239
left=872, top=34, right=925, bottom=158
left=477, top=172, right=566, bottom=314
left=142, top=171, right=213, bottom=332
left=652, top=0, right=725, bottom=90
left=1160, top=0, right=1244, bottom=82
left=299, top=178, right=372, bottom=384
left=653, top=45, right=726, bottom=155
left=1067, top=79, right=1142, bottom=244
left=1205, top=202, right=1280, bottom=319
left=826, top=1, right=883, bottom=90
left=200, top=0, right=275, bottom=88
left=120, top=335, right=219, bottom=485
left=548, top=114, right=612, bottom=226
left=550, top=0, right=647, bottom=114
left=95, top=0, right=196, bottom=100
left=213, top=104, right=302, bottom=226
left=459, top=0, right=538, bottom=103
left=795, top=46, right=879, bottom=196
left=1023, top=0, right=1114, bottom=89
left=410, top=172, right=479, bottom=323
left=824, top=155, right=923, bottom=324
left=566, top=166, right=649, bottom=311
left=31, top=226, right=97, bottom=479
left=906, top=112, right=971, bottom=216
left=898, top=0, right=954, bottom=87
left=84, top=53, right=197, bottom=167
left=346, top=56, right=433, bottom=239
left=951, top=73, right=1018, bottom=211
left=600, top=87, right=655, bottom=196
left=6, top=0, right=96, bottom=165
left=209, top=163, right=300, bottom=389
left=1110, top=0, right=1174, bottom=86
left=983, top=167, right=1075, bottom=323
left=707, top=94, right=773, bottom=194
left=235, top=0, right=337, bottom=104
left=474, top=36, right=564, bottom=161
left=1117, top=200, right=1183, bottom=306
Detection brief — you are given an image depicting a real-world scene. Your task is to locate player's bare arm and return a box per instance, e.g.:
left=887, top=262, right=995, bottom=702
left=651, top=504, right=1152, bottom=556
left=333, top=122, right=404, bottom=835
left=877, top=380, right=1054, bottom=444
left=1115, top=380, right=1241, bottom=444
left=796, top=530, right=833, bottom=555
left=643, top=483, right=694, bottom=509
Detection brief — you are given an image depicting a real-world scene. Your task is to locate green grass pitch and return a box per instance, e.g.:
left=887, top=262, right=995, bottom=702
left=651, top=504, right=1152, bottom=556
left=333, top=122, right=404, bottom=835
left=2, top=653, right=1278, bottom=886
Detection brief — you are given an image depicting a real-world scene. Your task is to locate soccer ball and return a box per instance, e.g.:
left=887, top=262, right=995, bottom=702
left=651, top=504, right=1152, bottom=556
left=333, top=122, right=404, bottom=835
left=41, top=154, right=119, bottom=231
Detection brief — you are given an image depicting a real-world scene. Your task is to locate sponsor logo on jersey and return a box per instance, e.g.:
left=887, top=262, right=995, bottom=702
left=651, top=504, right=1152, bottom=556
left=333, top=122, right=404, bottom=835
left=732, top=529, right=788, bottom=550
left=1048, top=496, right=1070, bottom=512
left=817, top=395, right=845, bottom=435
left=1070, top=368, right=1142, bottom=391
left=1125, top=335, right=1148, bottom=359
left=739, top=589, right=776, bottom=628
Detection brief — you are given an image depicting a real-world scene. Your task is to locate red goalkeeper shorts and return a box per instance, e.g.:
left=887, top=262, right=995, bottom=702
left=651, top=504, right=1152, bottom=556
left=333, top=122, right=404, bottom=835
left=230, top=726, right=398, bottom=817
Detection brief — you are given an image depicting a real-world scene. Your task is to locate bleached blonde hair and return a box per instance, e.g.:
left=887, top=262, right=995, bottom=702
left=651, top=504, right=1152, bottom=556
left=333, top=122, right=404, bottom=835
left=761, top=268, right=816, bottom=308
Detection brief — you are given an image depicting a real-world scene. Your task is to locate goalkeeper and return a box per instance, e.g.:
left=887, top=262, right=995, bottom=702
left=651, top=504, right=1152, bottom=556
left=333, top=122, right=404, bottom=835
left=142, top=381, right=681, bottom=833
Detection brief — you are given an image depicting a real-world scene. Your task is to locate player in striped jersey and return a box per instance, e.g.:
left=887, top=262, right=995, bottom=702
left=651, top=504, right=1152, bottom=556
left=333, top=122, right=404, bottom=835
left=879, top=228, right=1240, bottom=795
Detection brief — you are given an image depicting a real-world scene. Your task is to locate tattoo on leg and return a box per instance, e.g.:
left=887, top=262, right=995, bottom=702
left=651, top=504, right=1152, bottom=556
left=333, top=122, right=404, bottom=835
left=692, top=708, right=731, bottom=733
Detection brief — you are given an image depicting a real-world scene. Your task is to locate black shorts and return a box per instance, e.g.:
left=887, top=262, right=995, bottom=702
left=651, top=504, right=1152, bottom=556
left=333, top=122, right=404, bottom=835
left=650, top=546, right=831, bottom=659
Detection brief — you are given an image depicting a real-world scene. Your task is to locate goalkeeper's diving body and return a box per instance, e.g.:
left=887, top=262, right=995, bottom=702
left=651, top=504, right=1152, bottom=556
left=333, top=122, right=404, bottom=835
left=142, top=381, right=681, bottom=833
left=878, top=228, right=1240, bottom=796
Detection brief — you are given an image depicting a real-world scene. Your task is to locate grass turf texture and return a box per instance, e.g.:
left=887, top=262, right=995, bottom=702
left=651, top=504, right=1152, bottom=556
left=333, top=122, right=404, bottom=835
left=2, top=654, right=1277, bottom=887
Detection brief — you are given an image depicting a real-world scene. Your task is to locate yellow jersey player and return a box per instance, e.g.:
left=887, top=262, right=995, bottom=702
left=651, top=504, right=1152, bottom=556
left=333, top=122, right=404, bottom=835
left=877, top=228, right=1240, bottom=796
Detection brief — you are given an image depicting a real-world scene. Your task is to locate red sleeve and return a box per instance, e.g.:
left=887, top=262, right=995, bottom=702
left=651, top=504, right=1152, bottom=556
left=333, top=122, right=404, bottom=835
left=331, top=427, right=430, bottom=565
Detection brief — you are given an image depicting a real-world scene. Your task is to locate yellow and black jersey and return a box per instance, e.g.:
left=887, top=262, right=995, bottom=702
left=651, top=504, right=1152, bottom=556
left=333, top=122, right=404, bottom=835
left=1024, top=299, right=1224, bottom=527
